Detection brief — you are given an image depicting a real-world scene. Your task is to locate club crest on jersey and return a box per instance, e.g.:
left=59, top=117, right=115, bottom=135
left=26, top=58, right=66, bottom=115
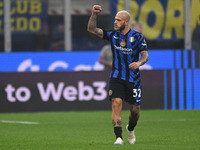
left=129, top=37, right=134, bottom=42
left=120, top=41, right=126, bottom=47
left=109, top=90, right=113, bottom=96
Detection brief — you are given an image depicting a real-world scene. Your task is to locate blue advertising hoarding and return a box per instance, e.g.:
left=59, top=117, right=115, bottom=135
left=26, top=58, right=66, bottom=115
left=0, top=51, right=103, bottom=72
left=0, top=50, right=197, bottom=72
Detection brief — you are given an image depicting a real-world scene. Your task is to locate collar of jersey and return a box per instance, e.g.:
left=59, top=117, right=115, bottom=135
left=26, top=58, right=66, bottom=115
left=118, top=29, right=131, bottom=36
left=118, top=29, right=132, bottom=40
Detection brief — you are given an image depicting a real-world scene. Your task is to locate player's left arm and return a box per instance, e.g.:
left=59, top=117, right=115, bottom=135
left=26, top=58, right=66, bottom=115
left=129, top=50, right=149, bottom=69
left=138, top=50, right=149, bottom=66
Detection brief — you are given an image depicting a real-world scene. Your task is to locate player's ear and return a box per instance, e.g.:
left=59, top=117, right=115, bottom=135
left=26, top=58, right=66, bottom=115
left=125, top=20, right=129, bottom=26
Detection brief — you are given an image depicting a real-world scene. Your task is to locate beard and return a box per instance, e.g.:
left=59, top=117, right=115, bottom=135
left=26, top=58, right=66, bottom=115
left=114, top=23, right=125, bottom=32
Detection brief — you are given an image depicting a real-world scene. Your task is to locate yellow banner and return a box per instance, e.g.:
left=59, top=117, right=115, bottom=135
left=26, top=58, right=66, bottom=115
left=116, top=0, right=200, bottom=40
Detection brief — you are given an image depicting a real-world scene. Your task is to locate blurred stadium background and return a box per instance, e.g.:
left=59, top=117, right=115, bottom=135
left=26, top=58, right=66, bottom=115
left=0, top=0, right=200, bottom=149
left=0, top=0, right=200, bottom=112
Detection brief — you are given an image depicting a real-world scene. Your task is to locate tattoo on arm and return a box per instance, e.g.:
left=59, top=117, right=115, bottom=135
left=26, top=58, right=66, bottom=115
left=88, top=14, right=97, bottom=31
left=94, top=28, right=103, bottom=38
left=139, top=51, right=149, bottom=66
left=88, top=13, right=103, bottom=38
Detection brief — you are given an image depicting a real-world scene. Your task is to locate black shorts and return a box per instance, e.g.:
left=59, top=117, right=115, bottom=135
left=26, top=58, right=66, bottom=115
left=108, top=78, right=142, bottom=105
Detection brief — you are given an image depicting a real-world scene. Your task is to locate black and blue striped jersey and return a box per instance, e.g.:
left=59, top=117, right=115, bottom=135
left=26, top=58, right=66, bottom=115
left=103, top=29, right=148, bottom=83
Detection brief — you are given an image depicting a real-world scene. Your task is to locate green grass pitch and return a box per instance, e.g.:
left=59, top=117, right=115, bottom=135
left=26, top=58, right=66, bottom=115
left=0, top=110, right=200, bottom=150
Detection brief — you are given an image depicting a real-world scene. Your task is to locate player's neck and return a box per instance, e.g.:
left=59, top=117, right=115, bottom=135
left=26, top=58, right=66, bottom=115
left=120, top=27, right=130, bottom=35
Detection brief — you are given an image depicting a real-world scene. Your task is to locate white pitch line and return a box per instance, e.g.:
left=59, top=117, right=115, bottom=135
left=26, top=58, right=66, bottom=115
left=0, top=120, right=40, bottom=125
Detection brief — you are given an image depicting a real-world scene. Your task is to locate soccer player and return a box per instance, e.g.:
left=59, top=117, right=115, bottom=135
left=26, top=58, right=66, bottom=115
left=87, top=5, right=149, bottom=145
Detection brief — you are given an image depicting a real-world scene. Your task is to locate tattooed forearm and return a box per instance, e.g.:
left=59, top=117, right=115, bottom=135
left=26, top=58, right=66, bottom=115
left=88, top=14, right=103, bottom=38
left=94, top=28, right=103, bottom=38
left=88, top=14, right=97, bottom=32
left=138, top=51, right=149, bottom=66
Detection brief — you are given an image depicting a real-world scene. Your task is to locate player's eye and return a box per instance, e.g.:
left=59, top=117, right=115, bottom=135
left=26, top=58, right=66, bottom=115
left=115, top=19, right=121, bottom=22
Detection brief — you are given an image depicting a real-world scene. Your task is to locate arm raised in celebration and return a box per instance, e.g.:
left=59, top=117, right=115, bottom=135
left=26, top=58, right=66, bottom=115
left=87, top=5, right=103, bottom=39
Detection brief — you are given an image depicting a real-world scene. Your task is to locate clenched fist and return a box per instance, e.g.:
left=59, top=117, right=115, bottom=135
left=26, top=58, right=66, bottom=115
left=92, top=5, right=102, bottom=14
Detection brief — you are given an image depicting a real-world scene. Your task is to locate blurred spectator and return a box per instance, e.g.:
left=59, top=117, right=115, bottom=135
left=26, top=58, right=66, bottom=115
left=192, top=25, right=200, bottom=50
left=49, top=24, right=65, bottom=50
left=98, top=44, right=113, bottom=71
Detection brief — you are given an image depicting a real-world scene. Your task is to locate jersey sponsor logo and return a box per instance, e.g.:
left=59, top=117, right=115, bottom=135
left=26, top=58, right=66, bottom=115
left=114, top=45, right=133, bottom=54
left=114, top=45, right=132, bottom=52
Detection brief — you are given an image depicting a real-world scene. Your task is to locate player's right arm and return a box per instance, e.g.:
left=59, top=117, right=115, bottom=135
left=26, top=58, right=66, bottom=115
left=87, top=5, right=103, bottom=39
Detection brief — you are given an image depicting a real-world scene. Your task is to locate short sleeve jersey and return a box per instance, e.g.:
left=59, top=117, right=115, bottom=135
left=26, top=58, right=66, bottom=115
left=103, top=29, right=148, bottom=83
